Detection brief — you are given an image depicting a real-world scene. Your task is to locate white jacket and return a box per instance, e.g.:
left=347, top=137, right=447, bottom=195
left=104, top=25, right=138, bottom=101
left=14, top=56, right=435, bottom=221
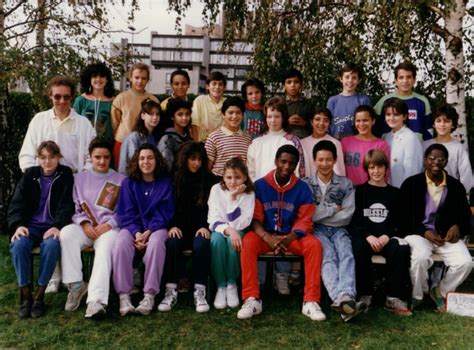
left=19, top=108, right=96, bottom=173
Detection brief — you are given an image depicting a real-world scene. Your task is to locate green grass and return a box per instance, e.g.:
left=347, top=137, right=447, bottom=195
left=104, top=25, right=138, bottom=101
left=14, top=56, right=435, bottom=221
left=1, top=235, right=474, bottom=349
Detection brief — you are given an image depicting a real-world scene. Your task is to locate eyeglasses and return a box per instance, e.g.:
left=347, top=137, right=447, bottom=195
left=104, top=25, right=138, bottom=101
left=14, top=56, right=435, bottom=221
left=52, top=94, right=72, bottom=101
left=427, top=156, right=447, bottom=163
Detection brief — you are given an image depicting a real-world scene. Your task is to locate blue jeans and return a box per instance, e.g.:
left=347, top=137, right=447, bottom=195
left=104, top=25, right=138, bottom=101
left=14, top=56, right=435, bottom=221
left=313, top=225, right=356, bottom=302
left=10, top=225, right=61, bottom=287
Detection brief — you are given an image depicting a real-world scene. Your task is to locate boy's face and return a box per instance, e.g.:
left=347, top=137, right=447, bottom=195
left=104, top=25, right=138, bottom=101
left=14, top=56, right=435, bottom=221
left=394, top=69, right=415, bottom=95
left=367, top=164, right=386, bottom=184
left=38, top=149, right=60, bottom=176
left=206, top=80, right=225, bottom=100
left=283, top=77, right=302, bottom=99
left=130, top=69, right=149, bottom=92
left=275, top=152, right=298, bottom=181
left=50, top=85, right=72, bottom=114
left=424, top=149, right=447, bottom=178
left=223, top=106, right=243, bottom=132
left=314, top=150, right=335, bottom=178
left=311, top=113, right=330, bottom=138
left=433, top=115, right=453, bottom=137
left=246, top=85, right=262, bottom=106
left=339, top=71, right=360, bottom=94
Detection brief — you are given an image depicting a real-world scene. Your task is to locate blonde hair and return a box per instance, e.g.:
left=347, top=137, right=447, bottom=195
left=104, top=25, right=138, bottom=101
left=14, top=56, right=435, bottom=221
left=128, top=63, right=151, bottom=80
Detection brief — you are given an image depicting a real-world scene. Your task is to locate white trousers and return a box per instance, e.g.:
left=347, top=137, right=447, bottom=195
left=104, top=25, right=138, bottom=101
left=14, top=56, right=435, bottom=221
left=60, top=224, right=118, bottom=305
left=405, top=234, right=472, bottom=300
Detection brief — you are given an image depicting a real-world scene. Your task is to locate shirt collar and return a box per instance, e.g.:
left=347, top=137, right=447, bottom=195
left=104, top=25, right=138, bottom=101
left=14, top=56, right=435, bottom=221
left=220, top=126, right=242, bottom=136
left=50, top=108, right=74, bottom=121
left=425, top=171, right=447, bottom=187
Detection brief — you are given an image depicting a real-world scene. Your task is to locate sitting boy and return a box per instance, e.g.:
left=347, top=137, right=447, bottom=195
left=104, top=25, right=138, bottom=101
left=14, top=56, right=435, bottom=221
left=400, top=143, right=472, bottom=312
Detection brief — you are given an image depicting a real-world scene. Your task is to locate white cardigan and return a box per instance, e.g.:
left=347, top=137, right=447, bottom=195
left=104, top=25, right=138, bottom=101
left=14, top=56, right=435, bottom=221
left=382, top=125, right=423, bottom=188
left=19, top=108, right=96, bottom=173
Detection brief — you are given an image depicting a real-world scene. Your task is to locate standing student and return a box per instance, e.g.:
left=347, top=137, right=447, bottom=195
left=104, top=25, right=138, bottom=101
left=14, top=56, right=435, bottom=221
left=238, top=145, right=325, bottom=321
left=374, top=61, right=432, bottom=140
left=423, top=104, right=473, bottom=194
left=157, top=99, right=193, bottom=171
left=160, top=70, right=190, bottom=112
left=204, top=97, right=252, bottom=179
left=282, top=68, right=313, bottom=138
left=327, top=63, right=371, bottom=140
left=191, top=71, right=227, bottom=142
left=60, top=138, right=125, bottom=319
left=118, top=99, right=162, bottom=174
left=112, top=144, right=174, bottom=316
left=19, top=75, right=96, bottom=173
left=301, top=107, right=345, bottom=177
left=74, top=62, right=115, bottom=143
left=111, top=63, right=159, bottom=168
left=241, top=78, right=266, bottom=139
left=350, top=149, right=412, bottom=316
left=158, top=142, right=213, bottom=313
left=400, top=144, right=472, bottom=312
left=208, top=157, right=255, bottom=310
left=341, top=105, right=390, bottom=186
left=382, top=98, right=423, bottom=188
left=303, top=141, right=364, bottom=322
left=8, top=141, right=74, bottom=318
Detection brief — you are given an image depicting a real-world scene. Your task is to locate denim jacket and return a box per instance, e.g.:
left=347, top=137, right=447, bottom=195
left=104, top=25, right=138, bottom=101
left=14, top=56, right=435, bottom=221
left=302, top=173, right=355, bottom=227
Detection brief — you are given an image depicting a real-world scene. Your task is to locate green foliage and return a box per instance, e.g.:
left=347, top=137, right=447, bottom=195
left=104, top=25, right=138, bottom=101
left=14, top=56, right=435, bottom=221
left=0, top=93, right=38, bottom=231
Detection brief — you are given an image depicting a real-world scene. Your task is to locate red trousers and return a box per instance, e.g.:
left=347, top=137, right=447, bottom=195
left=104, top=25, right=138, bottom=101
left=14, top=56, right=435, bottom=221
left=113, top=142, right=122, bottom=170
left=241, top=231, right=322, bottom=302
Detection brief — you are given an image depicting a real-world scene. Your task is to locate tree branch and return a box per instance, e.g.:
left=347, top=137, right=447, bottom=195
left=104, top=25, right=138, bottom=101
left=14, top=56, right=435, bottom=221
left=428, top=5, right=445, bottom=18
left=4, top=1, right=27, bottom=17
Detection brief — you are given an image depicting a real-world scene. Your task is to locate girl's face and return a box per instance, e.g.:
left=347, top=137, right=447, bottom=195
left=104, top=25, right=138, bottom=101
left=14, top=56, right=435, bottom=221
left=130, top=69, right=149, bottom=92
left=223, top=168, right=246, bottom=191
left=385, top=107, right=406, bottom=132
left=141, top=108, right=160, bottom=130
left=266, top=107, right=283, bottom=132
left=367, top=164, right=386, bottom=184
left=187, top=154, right=202, bottom=173
left=138, top=149, right=156, bottom=177
left=91, top=74, right=107, bottom=92
left=171, top=75, right=190, bottom=99
left=173, top=108, right=191, bottom=129
left=91, top=147, right=111, bottom=174
left=433, top=115, right=453, bottom=137
left=38, top=149, right=60, bottom=176
left=354, top=111, right=375, bottom=136
left=311, top=113, right=330, bottom=138
left=246, top=85, right=262, bottom=106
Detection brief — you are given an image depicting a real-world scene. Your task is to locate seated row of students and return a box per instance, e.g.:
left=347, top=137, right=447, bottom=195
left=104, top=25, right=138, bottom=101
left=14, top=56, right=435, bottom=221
left=8, top=137, right=472, bottom=322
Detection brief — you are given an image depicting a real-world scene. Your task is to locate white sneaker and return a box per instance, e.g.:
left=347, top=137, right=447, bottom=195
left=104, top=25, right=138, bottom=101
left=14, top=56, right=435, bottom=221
left=45, top=279, right=60, bottom=294
left=65, top=281, right=88, bottom=311
left=119, top=294, right=135, bottom=316
left=136, top=293, right=155, bottom=315
left=194, top=288, right=210, bottom=313
left=214, top=287, right=227, bottom=309
left=85, top=300, right=106, bottom=319
left=226, top=284, right=240, bottom=308
left=237, top=297, right=262, bottom=319
left=275, top=272, right=290, bottom=295
left=158, top=287, right=178, bottom=312
left=302, top=301, right=326, bottom=321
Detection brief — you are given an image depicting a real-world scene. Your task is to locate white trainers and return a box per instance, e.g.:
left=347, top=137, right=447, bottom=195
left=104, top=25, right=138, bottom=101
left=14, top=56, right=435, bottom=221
left=119, top=294, right=135, bottom=316
left=194, top=288, right=210, bottom=313
left=45, top=279, right=60, bottom=294
left=237, top=297, right=262, bottom=319
left=158, top=287, right=178, bottom=312
left=136, top=293, right=155, bottom=315
left=226, top=284, right=240, bottom=308
left=85, top=300, right=106, bottom=319
left=65, top=281, right=88, bottom=311
left=275, top=272, right=290, bottom=295
left=302, top=301, right=326, bottom=321
left=214, top=287, right=227, bottom=309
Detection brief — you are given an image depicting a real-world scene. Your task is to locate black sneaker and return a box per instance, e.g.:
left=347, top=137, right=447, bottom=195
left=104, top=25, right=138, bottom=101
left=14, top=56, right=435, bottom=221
left=18, top=299, right=32, bottom=319
left=31, top=300, right=46, bottom=318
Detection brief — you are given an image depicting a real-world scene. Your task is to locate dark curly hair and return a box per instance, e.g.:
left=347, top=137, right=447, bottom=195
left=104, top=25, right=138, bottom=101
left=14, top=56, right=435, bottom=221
left=127, top=143, right=168, bottom=180
left=173, top=141, right=211, bottom=207
left=79, top=62, right=115, bottom=97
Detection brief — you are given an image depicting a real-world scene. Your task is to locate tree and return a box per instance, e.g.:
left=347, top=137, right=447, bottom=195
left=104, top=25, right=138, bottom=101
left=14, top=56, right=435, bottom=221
left=169, top=0, right=472, bottom=146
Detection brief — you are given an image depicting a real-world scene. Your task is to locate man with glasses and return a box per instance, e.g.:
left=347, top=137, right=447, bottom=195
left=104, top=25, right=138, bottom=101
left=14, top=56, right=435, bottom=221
left=19, top=75, right=96, bottom=173
left=399, top=143, right=472, bottom=312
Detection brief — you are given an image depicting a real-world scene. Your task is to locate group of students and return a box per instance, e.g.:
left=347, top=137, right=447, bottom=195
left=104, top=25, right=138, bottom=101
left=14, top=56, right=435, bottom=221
left=8, top=60, right=473, bottom=322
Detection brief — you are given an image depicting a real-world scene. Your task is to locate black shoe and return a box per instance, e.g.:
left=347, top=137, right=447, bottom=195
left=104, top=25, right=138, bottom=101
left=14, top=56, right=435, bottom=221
left=31, top=300, right=46, bottom=318
left=18, top=299, right=32, bottom=319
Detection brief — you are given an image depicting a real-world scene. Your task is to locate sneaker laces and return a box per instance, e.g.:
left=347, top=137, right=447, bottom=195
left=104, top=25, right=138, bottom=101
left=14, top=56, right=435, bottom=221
left=194, top=289, right=206, bottom=305
left=162, top=289, right=177, bottom=304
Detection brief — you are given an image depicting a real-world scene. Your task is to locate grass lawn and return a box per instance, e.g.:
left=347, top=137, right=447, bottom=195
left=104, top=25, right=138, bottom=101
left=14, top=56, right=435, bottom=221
left=1, top=235, right=474, bottom=349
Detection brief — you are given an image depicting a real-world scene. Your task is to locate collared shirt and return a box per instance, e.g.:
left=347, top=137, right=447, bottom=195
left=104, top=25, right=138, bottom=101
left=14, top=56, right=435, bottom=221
left=426, top=171, right=447, bottom=208
left=51, top=108, right=75, bottom=133
left=191, top=95, right=226, bottom=142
